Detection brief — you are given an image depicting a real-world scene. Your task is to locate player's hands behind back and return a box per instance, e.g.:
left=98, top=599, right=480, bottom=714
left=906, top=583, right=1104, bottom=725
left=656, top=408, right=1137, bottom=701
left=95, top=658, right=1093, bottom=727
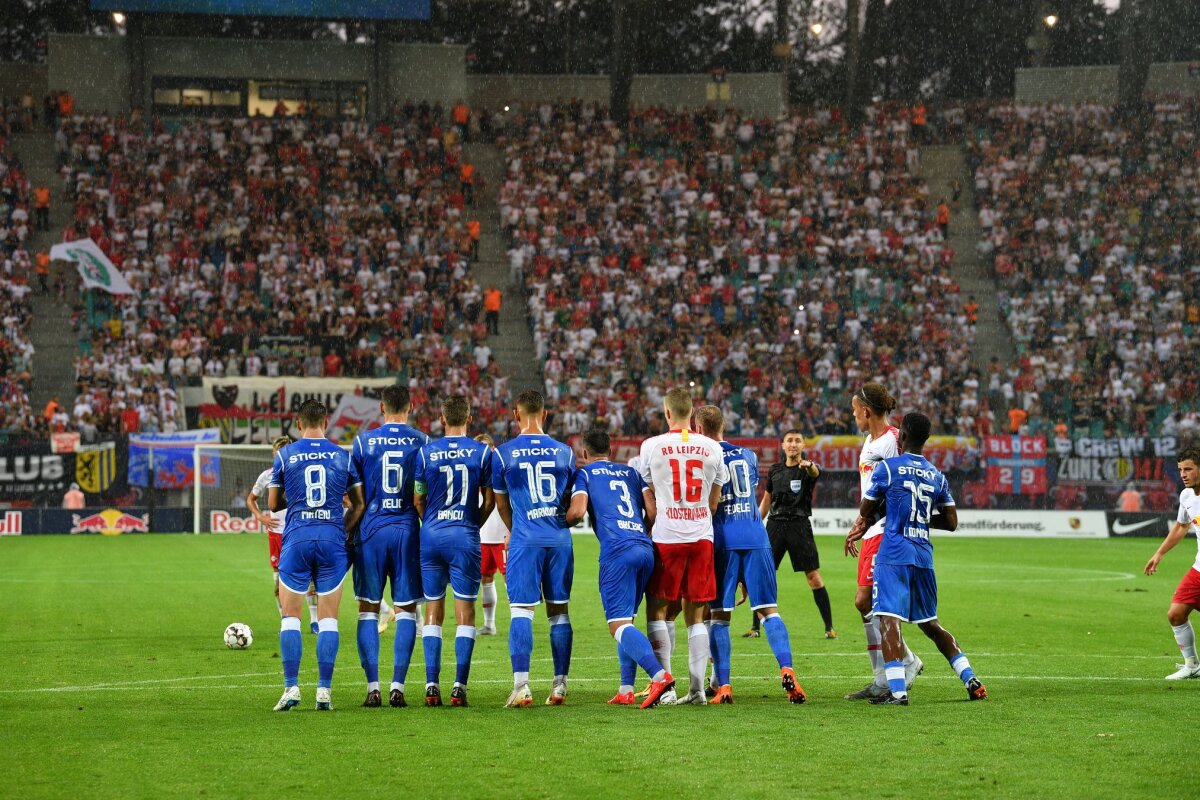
left=845, top=515, right=868, bottom=557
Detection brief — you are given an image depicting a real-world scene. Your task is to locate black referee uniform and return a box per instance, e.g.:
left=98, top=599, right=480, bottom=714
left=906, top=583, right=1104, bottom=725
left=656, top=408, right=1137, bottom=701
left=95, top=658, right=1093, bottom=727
left=760, top=458, right=835, bottom=635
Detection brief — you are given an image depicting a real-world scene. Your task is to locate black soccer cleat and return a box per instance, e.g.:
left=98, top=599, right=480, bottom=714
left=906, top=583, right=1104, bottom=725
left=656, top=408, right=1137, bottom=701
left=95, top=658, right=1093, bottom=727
left=868, top=691, right=910, bottom=706
left=450, top=685, right=468, bottom=707
left=389, top=689, right=407, bottom=708
left=425, top=684, right=443, bottom=707
left=362, top=689, right=381, bottom=708
left=966, top=677, right=988, bottom=701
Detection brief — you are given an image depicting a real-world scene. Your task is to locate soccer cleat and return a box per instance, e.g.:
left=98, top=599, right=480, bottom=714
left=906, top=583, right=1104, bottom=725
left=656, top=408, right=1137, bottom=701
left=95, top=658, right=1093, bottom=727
left=450, top=685, right=468, bottom=707
left=315, top=687, right=332, bottom=711
left=362, top=689, right=381, bottom=708
left=504, top=684, right=534, bottom=708
left=545, top=680, right=568, bottom=705
left=640, top=673, right=677, bottom=709
left=905, top=655, right=925, bottom=689
left=742, top=628, right=760, bottom=638
left=825, top=629, right=838, bottom=640
left=607, top=692, right=636, bottom=706
left=868, top=691, right=909, bottom=706
left=1165, top=662, right=1200, bottom=681
left=780, top=667, right=807, bottom=704
left=478, top=624, right=497, bottom=636
left=272, top=686, right=301, bottom=712
left=966, top=677, right=988, bottom=701
left=425, top=684, right=443, bottom=707
left=675, top=690, right=707, bottom=705
left=377, top=606, right=395, bottom=635
left=633, top=682, right=653, bottom=700
left=704, top=685, right=717, bottom=699
left=708, top=685, right=733, bottom=705
left=310, top=622, right=319, bottom=635
left=845, top=682, right=889, bottom=700
left=389, top=689, right=407, bottom=708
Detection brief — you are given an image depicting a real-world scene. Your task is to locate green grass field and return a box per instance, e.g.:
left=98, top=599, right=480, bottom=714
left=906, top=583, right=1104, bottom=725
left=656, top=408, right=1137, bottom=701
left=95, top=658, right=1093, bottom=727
left=1, top=533, right=1192, bottom=799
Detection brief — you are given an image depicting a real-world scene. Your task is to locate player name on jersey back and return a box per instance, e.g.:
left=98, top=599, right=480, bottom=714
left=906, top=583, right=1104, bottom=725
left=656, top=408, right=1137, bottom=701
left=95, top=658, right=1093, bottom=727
left=639, top=430, right=728, bottom=544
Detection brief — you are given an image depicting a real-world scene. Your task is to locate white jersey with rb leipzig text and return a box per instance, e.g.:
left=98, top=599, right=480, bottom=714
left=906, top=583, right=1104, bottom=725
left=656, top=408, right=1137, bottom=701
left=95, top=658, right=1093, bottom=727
left=1176, top=488, right=1200, bottom=572
left=252, top=468, right=287, bottom=529
left=639, top=429, right=729, bottom=544
left=859, top=426, right=899, bottom=541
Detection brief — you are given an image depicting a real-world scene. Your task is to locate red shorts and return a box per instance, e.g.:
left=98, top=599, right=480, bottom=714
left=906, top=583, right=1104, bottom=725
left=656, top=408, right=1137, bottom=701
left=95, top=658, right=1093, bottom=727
left=1173, top=568, right=1200, bottom=606
left=269, top=531, right=282, bottom=570
left=857, top=535, right=882, bottom=587
left=649, top=540, right=716, bottom=603
left=481, top=543, right=506, bottom=578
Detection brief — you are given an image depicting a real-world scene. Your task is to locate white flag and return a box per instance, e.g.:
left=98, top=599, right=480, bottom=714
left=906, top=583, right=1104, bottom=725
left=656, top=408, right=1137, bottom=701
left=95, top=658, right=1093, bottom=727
left=50, top=239, right=136, bottom=295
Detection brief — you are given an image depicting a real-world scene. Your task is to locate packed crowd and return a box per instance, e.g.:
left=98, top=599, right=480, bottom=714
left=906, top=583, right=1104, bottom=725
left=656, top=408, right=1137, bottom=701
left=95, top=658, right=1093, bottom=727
left=498, top=102, right=979, bottom=439
left=969, top=100, right=1200, bottom=438
left=58, top=102, right=509, bottom=437
left=0, top=117, right=38, bottom=434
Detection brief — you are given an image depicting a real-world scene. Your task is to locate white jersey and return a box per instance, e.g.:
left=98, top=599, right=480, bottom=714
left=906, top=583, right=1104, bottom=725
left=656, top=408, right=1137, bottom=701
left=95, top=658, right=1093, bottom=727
left=859, top=426, right=899, bottom=540
left=639, top=429, right=729, bottom=544
left=1176, top=488, right=1200, bottom=572
left=479, top=506, right=508, bottom=545
left=251, top=468, right=287, bottom=529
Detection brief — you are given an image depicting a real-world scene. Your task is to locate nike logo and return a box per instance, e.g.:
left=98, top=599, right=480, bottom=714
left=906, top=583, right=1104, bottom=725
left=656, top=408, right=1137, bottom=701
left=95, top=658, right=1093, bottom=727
left=1111, top=519, right=1159, bottom=534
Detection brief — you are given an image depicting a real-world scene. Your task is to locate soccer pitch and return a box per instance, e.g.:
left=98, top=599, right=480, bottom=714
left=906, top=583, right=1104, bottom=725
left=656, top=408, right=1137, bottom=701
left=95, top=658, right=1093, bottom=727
left=1, top=534, right=1190, bottom=799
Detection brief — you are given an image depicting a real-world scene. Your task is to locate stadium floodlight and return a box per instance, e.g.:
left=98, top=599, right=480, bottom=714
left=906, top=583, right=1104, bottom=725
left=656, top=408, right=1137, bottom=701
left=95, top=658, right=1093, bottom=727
left=112, top=11, right=126, bottom=24
left=809, top=22, right=824, bottom=37
left=1043, top=14, right=1058, bottom=27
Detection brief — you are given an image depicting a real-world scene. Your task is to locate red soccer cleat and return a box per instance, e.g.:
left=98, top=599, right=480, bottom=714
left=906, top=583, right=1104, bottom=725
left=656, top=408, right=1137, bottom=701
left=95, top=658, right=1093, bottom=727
left=781, top=667, right=807, bottom=704
left=967, top=677, right=988, bottom=701
left=640, top=673, right=676, bottom=709
left=607, top=692, right=636, bottom=706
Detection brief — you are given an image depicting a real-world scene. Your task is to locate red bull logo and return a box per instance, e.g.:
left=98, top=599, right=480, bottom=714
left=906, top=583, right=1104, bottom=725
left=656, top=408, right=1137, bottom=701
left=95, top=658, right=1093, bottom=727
left=71, top=509, right=150, bottom=536
left=209, top=511, right=266, bottom=533
left=0, top=510, right=21, bottom=535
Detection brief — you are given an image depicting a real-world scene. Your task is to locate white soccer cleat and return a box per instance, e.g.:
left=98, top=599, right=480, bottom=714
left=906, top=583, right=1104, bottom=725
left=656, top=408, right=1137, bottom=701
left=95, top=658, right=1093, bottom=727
left=505, top=684, right=534, bottom=708
left=668, top=690, right=706, bottom=705
left=273, top=686, right=301, bottom=712
left=478, top=624, right=497, bottom=636
left=1165, top=662, right=1200, bottom=681
left=315, top=687, right=332, bottom=710
left=545, top=680, right=568, bottom=705
left=378, top=605, right=396, bottom=634
left=905, top=654, right=924, bottom=689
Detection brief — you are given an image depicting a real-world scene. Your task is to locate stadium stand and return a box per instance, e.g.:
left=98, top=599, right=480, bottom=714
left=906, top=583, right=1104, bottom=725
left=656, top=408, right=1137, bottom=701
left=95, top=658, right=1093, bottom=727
left=0, top=116, right=39, bottom=434
left=497, top=102, right=980, bottom=439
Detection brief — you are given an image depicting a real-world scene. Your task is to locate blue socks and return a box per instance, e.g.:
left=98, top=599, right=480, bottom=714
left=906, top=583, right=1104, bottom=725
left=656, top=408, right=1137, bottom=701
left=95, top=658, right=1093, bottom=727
left=455, top=626, right=477, bottom=686
left=316, top=618, right=339, bottom=689
left=762, top=613, right=793, bottom=670
left=618, top=640, right=637, bottom=688
left=392, top=612, right=417, bottom=687
left=950, top=653, right=976, bottom=685
left=509, top=609, right=534, bottom=674
left=709, top=620, right=732, bottom=686
left=549, top=614, right=573, bottom=678
left=280, top=617, right=302, bottom=688
left=356, top=613, right=379, bottom=687
left=615, top=624, right=665, bottom=680
left=423, top=625, right=443, bottom=685
left=885, top=659, right=907, bottom=697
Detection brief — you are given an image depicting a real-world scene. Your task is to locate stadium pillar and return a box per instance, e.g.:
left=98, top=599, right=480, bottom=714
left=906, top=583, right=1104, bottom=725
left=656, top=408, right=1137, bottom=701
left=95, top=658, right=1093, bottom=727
left=370, top=22, right=388, bottom=124
left=610, top=0, right=632, bottom=128
left=126, top=14, right=148, bottom=116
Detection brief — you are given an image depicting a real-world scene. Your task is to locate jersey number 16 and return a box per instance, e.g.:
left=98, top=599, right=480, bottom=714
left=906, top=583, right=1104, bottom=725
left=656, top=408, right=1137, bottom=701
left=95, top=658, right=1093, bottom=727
left=669, top=458, right=704, bottom=503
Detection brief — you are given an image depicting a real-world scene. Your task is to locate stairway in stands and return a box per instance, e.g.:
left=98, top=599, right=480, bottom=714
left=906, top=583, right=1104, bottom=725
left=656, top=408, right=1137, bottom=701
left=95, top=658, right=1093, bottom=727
left=921, top=145, right=1016, bottom=375
left=463, top=140, right=543, bottom=397
left=13, top=132, right=78, bottom=412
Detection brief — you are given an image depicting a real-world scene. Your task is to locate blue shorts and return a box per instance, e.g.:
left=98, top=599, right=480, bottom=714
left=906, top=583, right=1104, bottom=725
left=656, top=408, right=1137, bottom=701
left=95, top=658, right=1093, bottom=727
left=506, top=543, right=573, bottom=606
left=598, top=545, right=654, bottom=622
left=872, top=562, right=938, bottom=623
left=278, top=536, right=349, bottom=596
left=712, top=546, right=778, bottom=612
left=352, top=521, right=422, bottom=606
left=421, top=532, right=482, bottom=602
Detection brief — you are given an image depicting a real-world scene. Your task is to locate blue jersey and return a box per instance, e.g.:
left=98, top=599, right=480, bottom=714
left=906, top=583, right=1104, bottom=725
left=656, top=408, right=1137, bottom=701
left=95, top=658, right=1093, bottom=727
left=270, top=437, right=357, bottom=543
left=416, top=435, right=493, bottom=538
left=572, top=460, right=653, bottom=559
left=713, top=441, right=770, bottom=550
left=865, top=452, right=955, bottom=569
left=349, top=422, right=429, bottom=540
left=493, top=433, right=575, bottom=547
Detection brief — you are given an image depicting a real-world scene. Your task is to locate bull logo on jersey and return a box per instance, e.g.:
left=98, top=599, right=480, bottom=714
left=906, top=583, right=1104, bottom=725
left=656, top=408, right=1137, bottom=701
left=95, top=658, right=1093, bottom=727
left=212, top=385, right=239, bottom=409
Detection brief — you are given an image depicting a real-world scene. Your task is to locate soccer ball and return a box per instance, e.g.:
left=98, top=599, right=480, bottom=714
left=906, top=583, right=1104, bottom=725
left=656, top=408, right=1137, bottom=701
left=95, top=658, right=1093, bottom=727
left=223, top=623, right=253, bottom=649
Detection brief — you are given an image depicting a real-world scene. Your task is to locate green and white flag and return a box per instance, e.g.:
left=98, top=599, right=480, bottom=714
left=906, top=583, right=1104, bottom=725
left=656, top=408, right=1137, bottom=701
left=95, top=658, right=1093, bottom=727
left=50, top=239, right=136, bottom=295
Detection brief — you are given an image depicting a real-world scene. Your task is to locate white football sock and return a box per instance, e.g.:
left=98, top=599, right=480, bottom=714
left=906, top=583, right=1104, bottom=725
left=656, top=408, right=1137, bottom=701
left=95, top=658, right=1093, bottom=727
left=667, top=621, right=677, bottom=658
left=481, top=582, right=497, bottom=627
left=648, top=620, right=671, bottom=675
left=866, top=618, right=885, bottom=687
left=306, top=593, right=319, bottom=623
left=1174, top=622, right=1198, bottom=665
left=687, top=623, right=710, bottom=696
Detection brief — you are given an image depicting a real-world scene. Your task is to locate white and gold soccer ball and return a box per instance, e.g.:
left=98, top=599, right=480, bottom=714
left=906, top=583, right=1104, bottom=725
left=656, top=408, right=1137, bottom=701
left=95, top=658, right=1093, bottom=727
left=223, top=623, right=253, bottom=649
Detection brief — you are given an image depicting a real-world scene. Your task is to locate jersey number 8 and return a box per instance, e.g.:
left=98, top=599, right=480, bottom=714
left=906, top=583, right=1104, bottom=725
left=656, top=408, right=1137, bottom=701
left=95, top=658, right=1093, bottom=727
left=304, top=465, right=326, bottom=507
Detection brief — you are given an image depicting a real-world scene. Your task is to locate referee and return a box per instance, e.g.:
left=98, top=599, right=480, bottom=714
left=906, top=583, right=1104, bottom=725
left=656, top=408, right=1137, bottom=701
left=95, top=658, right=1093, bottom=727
left=748, top=429, right=836, bottom=639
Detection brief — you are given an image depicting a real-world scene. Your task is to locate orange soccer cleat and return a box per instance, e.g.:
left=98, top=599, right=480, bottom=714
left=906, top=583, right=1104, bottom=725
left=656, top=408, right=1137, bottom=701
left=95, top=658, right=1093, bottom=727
left=781, top=667, right=807, bottom=704
left=708, top=685, right=733, bottom=705
left=607, top=692, right=636, bottom=706
left=639, top=673, right=677, bottom=709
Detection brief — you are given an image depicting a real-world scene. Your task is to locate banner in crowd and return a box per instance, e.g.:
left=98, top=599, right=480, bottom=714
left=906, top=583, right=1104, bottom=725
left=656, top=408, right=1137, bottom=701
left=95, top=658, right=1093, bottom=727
left=587, top=435, right=979, bottom=473
left=1054, top=456, right=1176, bottom=487
left=129, top=430, right=221, bottom=489
left=50, top=239, right=136, bottom=295
left=0, top=442, right=129, bottom=504
left=1055, top=436, right=1178, bottom=458
left=808, top=508, right=1108, bottom=538
left=75, top=441, right=119, bottom=494
left=197, top=377, right=396, bottom=444
left=985, top=436, right=1047, bottom=495
left=325, top=395, right=383, bottom=444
